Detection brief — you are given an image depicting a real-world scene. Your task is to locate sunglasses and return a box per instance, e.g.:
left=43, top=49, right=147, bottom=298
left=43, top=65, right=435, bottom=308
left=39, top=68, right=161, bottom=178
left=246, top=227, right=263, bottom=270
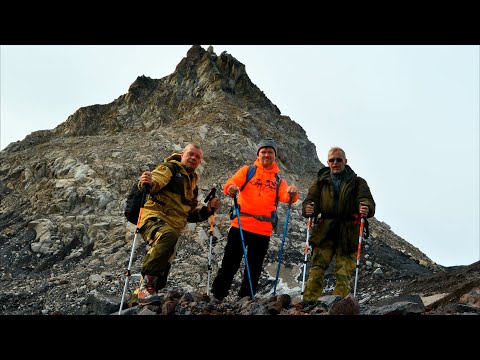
left=328, top=157, right=344, bottom=163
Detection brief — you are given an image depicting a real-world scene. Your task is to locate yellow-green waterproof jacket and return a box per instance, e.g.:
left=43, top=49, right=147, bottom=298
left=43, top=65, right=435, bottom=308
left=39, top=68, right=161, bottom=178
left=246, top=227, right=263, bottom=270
left=138, top=154, right=210, bottom=232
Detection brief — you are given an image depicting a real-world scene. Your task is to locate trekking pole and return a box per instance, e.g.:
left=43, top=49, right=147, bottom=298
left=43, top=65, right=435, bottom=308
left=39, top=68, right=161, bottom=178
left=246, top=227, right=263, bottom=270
left=233, top=195, right=255, bottom=300
left=204, top=187, right=217, bottom=295
left=353, top=217, right=365, bottom=298
left=118, top=184, right=150, bottom=315
left=301, top=217, right=312, bottom=299
left=273, top=193, right=294, bottom=296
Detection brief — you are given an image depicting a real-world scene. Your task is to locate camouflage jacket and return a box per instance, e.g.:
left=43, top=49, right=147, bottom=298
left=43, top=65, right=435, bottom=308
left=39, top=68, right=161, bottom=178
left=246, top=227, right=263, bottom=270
left=302, top=165, right=375, bottom=252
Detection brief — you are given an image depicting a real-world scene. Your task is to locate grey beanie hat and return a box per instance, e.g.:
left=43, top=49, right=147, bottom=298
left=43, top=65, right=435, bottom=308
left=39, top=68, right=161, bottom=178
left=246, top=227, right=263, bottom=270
left=257, top=138, right=277, bottom=155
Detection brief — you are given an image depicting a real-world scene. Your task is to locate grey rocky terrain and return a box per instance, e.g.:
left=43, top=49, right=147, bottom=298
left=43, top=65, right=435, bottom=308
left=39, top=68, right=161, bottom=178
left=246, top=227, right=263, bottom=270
left=1, top=45, right=478, bottom=316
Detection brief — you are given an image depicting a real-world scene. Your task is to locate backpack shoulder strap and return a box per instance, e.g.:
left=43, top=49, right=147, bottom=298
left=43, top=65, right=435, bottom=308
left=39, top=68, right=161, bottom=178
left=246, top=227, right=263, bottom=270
left=240, top=165, right=256, bottom=192
left=274, top=173, right=282, bottom=208
left=163, top=161, right=178, bottom=174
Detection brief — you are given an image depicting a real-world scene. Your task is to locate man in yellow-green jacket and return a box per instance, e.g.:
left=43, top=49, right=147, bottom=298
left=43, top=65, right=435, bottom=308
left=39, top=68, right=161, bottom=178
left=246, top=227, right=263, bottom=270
left=136, top=143, right=219, bottom=305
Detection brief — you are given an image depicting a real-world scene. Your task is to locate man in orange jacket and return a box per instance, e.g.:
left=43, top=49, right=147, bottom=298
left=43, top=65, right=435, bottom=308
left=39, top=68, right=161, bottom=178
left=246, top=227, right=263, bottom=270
left=211, top=138, right=298, bottom=300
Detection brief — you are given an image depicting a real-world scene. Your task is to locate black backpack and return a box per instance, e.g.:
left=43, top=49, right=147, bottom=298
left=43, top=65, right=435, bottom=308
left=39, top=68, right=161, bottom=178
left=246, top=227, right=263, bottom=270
left=124, top=183, right=150, bottom=226
left=124, top=162, right=180, bottom=225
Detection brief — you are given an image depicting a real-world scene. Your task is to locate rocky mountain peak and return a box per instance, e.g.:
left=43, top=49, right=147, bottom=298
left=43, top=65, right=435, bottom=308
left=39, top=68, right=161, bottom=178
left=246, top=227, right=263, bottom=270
left=172, top=45, right=279, bottom=113
left=126, top=75, right=157, bottom=102
left=1, top=45, right=478, bottom=316
left=4, top=46, right=280, bottom=154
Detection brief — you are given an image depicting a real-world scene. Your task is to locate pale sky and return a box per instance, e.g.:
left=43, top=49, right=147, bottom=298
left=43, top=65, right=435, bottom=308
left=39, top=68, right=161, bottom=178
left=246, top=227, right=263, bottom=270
left=1, top=45, right=479, bottom=267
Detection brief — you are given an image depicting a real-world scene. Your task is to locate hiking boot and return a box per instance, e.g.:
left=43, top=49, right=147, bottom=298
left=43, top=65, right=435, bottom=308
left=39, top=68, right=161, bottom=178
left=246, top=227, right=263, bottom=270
left=129, top=288, right=139, bottom=307
left=138, top=275, right=161, bottom=305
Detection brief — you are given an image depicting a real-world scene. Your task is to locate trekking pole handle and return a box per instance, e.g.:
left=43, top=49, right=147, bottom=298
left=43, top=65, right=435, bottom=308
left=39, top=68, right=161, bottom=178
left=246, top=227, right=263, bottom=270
left=141, top=184, right=150, bottom=204
left=232, top=193, right=241, bottom=211
left=204, top=187, right=217, bottom=203
left=288, top=192, right=294, bottom=207
left=204, top=187, right=217, bottom=215
left=305, top=201, right=315, bottom=216
left=359, top=202, right=369, bottom=218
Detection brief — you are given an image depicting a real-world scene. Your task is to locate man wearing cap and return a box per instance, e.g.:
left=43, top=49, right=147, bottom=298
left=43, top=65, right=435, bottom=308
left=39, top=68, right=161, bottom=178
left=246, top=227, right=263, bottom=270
left=211, top=138, right=298, bottom=300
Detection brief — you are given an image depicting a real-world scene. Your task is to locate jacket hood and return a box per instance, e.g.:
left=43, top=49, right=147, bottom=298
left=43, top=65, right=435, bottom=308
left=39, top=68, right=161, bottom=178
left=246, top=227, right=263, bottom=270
left=165, top=153, right=182, bottom=162
left=163, top=152, right=197, bottom=178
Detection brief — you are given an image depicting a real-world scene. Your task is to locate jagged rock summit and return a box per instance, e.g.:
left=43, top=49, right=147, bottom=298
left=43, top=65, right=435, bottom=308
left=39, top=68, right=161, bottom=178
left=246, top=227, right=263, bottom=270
left=1, top=45, right=478, bottom=315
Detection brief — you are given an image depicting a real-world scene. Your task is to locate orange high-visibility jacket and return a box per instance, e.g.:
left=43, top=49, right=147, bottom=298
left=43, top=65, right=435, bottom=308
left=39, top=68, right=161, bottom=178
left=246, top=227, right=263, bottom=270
left=224, top=159, right=298, bottom=236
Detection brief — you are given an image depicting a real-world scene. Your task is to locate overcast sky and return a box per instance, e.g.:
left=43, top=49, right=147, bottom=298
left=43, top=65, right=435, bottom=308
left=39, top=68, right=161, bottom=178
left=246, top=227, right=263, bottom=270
left=1, top=45, right=479, bottom=267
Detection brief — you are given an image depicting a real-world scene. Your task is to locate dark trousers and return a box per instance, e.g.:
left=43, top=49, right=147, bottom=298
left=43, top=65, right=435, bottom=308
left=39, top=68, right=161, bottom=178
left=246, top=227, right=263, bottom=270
left=212, top=227, right=270, bottom=300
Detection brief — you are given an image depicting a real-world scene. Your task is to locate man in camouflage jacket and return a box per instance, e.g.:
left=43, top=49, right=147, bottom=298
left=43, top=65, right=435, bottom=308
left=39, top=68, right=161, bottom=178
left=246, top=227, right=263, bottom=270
left=302, top=146, right=375, bottom=302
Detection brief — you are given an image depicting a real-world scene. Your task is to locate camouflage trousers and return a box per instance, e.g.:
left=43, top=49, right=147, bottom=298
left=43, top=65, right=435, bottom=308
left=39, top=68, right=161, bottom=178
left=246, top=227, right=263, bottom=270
left=303, top=237, right=356, bottom=302
left=140, top=218, right=180, bottom=290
